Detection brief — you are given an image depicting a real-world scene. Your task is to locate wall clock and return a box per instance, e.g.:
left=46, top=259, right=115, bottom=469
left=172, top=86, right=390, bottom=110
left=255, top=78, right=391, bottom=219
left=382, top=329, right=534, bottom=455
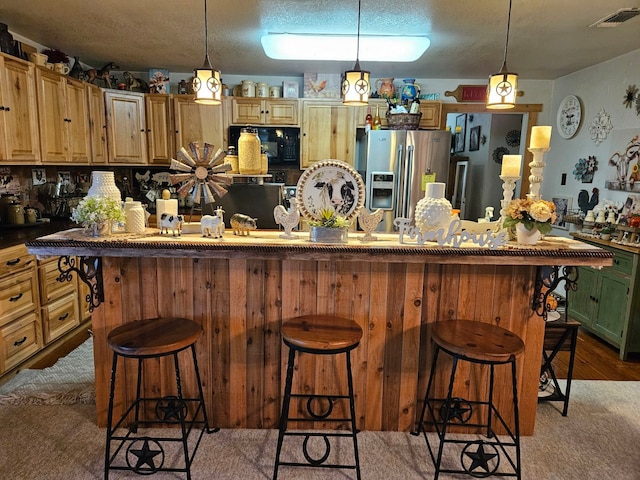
left=557, top=95, right=582, bottom=139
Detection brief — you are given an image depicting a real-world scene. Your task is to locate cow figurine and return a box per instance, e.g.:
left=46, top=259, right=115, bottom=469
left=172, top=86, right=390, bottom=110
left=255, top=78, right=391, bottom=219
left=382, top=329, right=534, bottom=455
left=201, top=214, right=224, bottom=238
left=230, top=213, right=257, bottom=236
left=159, top=213, right=183, bottom=236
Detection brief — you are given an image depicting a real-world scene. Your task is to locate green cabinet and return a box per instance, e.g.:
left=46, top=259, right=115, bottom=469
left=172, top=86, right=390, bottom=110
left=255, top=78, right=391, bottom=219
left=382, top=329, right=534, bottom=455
left=568, top=239, right=640, bottom=360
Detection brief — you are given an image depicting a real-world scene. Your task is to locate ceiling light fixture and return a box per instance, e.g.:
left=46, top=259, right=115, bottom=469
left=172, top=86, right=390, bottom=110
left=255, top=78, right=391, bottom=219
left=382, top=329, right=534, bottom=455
left=193, top=0, right=221, bottom=105
left=487, top=0, right=518, bottom=109
left=342, top=0, right=370, bottom=105
left=261, top=34, right=429, bottom=62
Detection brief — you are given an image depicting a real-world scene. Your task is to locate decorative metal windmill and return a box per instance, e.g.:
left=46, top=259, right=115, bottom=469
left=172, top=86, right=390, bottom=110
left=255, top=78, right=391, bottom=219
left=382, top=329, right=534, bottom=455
left=169, top=142, right=231, bottom=217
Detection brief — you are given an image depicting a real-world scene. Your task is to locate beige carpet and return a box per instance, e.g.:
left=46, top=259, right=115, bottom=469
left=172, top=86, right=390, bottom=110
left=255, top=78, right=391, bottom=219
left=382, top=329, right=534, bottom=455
left=0, top=380, right=638, bottom=479
left=0, top=338, right=95, bottom=406
left=0, top=341, right=638, bottom=479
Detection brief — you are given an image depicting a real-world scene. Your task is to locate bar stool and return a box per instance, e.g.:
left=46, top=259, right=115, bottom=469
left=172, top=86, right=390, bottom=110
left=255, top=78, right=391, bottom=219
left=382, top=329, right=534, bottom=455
left=414, top=320, right=524, bottom=479
left=104, top=317, right=214, bottom=480
left=273, top=314, right=363, bottom=480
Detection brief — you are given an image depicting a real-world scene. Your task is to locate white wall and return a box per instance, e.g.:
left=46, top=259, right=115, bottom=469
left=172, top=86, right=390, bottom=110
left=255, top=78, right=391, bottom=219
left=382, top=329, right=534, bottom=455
left=542, top=49, right=640, bottom=235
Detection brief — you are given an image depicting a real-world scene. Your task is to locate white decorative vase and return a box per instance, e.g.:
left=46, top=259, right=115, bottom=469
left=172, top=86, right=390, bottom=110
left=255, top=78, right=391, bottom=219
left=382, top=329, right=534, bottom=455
left=515, top=223, right=541, bottom=245
left=414, top=182, right=452, bottom=233
left=86, top=171, right=121, bottom=203
left=124, top=201, right=146, bottom=234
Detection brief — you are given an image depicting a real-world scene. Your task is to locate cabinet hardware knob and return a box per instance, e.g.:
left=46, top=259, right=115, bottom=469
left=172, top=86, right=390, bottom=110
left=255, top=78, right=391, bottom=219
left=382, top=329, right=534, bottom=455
left=13, top=336, right=27, bottom=347
left=0, top=106, right=5, bottom=111
left=6, top=258, right=21, bottom=266
left=58, top=312, right=69, bottom=321
left=5, top=107, right=10, bottom=112
left=140, top=129, right=145, bottom=132
left=9, top=293, right=23, bottom=302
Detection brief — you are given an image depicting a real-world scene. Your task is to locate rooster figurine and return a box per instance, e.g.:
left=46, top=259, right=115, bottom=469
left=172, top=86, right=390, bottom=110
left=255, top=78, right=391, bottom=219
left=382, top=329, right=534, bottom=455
left=274, top=197, right=300, bottom=239
left=308, top=79, right=327, bottom=94
left=358, top=208, right=384, bottom=241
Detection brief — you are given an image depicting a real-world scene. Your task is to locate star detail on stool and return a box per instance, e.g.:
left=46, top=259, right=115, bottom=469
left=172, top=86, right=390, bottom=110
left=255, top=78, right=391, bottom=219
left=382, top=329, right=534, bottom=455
left=156, top=395, right=187, bottom=421
left=127, top=438, right=164, bottom=474
left=440, top=397, right=472, bottom=424
left=461, top=440, right=499, bottom=476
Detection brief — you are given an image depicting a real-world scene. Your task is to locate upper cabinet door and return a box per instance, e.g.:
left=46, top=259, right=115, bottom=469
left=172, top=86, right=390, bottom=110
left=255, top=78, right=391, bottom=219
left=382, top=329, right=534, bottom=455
left=86, top=84, right=107, bottom=164
left=230, top=98, right=298, bottom=125
left=301, top=101, right=355, bottom=168
left=0, top=55, right=40, bottom=163
left=104, top=90, right=148, bottom=164
left=145, top=94, right=174, bottom=165
left=35, top=67, right=68, bottom=163
left=173, top=95, right=224, bottom=152
left=65, top=78, right=91, bottom=163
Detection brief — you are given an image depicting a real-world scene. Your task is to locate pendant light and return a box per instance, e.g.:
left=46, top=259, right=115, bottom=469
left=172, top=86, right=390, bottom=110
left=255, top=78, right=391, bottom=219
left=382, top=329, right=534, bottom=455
left=193, top=0, right=221, bottom=105
left=342, top=0, right=370, bottom=105
left=487, top=0, right=518, bottom=109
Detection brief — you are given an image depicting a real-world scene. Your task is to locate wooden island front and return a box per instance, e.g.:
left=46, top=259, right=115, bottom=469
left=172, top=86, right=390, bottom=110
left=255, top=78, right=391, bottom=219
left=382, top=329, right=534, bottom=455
left=26, top=229, right=612, bottom=436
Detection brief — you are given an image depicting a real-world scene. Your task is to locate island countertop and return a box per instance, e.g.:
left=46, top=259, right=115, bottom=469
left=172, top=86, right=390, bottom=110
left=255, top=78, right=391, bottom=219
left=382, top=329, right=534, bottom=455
left=26, top=229, right=612, bottom=436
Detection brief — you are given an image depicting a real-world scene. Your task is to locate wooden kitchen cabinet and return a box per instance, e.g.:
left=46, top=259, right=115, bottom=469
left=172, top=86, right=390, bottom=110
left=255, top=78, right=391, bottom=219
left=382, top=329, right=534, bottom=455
left=173, top=95, right=224, bottom=153
left=36, top=68, right=91, bottom=164
left=230, top=97, right=298, bottom=125
left=145, top=94, right=174, bottom=165
left=0, top=244, right=42, bottom=375
left=0, top=53, right=40, bottom=164
left=104, top=90, right=148, bottom=164
left=418, top=101, right=442, bottom=129
left=86, top=83, right=108, bottom=164
left=568, top=238, right=640, bottom=360
left=301, top=100, right=355, bottom=168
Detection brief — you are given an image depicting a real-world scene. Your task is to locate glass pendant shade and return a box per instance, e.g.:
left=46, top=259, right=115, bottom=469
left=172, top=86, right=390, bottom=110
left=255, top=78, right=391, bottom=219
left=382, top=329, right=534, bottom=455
left=193, top=56, right=221, bottom=105
left=487, top=67, right=518, bottom=109
left=342, top=64, right=370, bottom=105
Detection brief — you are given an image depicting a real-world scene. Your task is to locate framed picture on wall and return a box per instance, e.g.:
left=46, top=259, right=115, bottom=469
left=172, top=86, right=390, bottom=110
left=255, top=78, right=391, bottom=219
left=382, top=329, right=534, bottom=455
left=454, top=114, right=467, bottom=153
left=552, top=197, right=571, bottom=229
left=469, top=125, right=481, bottom=151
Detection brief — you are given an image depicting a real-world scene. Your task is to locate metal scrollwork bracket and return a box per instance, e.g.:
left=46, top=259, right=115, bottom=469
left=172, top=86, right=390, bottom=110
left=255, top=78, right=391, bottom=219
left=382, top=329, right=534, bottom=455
left=57, top=256, right=104, bottom=312
left=533, top=265, right=579, bottom=320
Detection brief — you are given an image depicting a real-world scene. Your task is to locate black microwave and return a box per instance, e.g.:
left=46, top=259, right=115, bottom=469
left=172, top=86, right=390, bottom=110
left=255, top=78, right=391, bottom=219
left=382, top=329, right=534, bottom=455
left=228, top=126, right=300, bottom=165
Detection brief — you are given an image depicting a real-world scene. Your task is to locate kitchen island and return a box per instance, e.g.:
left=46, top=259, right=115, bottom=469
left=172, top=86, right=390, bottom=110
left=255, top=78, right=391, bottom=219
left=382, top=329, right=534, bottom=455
left=26, top=229, right=612, bottom=435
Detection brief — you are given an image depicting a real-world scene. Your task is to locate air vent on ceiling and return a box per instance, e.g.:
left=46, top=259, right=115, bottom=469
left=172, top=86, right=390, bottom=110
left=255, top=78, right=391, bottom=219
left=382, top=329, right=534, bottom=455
left=590, top=7, right=640, bottom=27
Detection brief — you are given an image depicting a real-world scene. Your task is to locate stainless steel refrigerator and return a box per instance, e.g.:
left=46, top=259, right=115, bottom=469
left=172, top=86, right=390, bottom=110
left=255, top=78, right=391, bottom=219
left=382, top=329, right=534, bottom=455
left=356, top=129, right=451, bottom=232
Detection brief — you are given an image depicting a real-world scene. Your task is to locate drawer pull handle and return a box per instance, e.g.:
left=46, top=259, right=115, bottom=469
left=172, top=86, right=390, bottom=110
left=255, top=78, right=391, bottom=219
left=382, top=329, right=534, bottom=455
left=58, top=312, right=69, bottom=321
left=9, top=293, right=23, bottom=302
left=6, top=258, right=21, bottom=266
left=13, top=336, right=27, bottom=347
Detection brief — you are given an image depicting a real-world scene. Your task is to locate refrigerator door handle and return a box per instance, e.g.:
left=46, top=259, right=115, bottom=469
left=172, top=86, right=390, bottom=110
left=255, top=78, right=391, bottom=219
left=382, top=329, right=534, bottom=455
left=400, top=145, right=414, bottom=218
left=395, top=144, right=405, bottom=220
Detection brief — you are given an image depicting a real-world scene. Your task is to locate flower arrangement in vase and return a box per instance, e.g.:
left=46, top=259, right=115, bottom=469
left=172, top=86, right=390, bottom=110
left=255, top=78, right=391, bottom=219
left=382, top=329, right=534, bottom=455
left=503, top=198, right=557, bottom=244
left=71, top=195, right=125, bottom=236
left=308, top=208, right=350, bottom=243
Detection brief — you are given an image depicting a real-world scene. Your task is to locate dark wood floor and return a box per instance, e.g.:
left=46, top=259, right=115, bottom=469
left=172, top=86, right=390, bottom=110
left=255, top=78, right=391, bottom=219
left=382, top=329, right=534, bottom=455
left=550, top=327, right=640, bottom=381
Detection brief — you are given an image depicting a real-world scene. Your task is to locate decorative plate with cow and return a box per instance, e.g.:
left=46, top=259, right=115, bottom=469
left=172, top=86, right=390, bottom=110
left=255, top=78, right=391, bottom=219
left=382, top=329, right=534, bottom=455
left=296, top=159, right=365, bottom=223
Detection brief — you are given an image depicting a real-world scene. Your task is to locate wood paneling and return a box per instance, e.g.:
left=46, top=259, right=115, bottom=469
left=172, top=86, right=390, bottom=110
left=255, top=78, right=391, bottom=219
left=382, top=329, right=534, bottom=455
left=91, top=256, right=542, bottom=436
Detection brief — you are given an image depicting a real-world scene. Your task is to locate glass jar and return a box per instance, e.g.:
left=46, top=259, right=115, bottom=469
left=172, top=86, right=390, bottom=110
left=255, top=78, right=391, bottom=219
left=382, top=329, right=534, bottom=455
left=7, top=201, right=24, bottom=225
left=224, top=146, right=239, bottom=174
left=238, top=127, right=262, bottom=175
left=260, top=151, right=268, bottom=175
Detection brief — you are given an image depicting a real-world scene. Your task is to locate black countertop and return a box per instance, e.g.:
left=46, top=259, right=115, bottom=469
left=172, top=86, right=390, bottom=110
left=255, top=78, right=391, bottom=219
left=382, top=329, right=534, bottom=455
left=0, top=219, right=76, bottom=250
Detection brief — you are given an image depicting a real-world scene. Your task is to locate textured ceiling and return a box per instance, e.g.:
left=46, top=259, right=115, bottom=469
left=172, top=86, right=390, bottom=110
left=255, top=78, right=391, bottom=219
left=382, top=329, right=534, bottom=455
left=1, top=0, right=639, bottom=80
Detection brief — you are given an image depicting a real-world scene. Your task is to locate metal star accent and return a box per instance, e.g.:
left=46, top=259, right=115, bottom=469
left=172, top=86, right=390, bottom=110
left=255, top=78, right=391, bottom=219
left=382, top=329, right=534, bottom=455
left=156, top=396, right=186, bottom=422
left=169, top=141, right=231, bottom=205
left=440, top=398, right=472, bottom=424
left=127, top=438, right=164, bottom=473
left=462, top=441, right=499, bottom=475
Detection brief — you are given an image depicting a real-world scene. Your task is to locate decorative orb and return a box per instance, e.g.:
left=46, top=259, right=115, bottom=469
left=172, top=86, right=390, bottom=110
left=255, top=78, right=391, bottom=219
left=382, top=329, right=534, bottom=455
left=415, top=196, right=452, bottom=232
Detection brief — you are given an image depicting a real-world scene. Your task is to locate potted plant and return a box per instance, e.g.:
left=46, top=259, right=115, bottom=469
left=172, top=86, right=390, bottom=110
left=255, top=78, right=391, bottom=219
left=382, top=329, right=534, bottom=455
left=71, top=195, right=124, bottom=237
left=599, top=226, right=615, bottom=241
left=308, top=208, right=350, bottom=243
left=503, top=198, right=557, bottom=244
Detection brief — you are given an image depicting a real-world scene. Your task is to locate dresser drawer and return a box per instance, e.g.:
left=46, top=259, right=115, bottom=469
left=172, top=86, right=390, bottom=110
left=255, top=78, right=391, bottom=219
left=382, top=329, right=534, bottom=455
left=0, top=244, right=36, bottom=278
left=39, top=257, right=76, bottom=304
left=0, top=312, right=41, bottom=373
left=42, top=292, right=80, bottom=343
left=609, top=249, right=633, bottom=276
left=0, top=269, right=38, bottom=327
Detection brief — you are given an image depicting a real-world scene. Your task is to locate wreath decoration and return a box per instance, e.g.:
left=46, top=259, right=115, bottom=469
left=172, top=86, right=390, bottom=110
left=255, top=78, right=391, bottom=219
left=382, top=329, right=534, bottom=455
left=505, top=129, right=521, bottom=147
left=492, top=146, right=510, bottom=164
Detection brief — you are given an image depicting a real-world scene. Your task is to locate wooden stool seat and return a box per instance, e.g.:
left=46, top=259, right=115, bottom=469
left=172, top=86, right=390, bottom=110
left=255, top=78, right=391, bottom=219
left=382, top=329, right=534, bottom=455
left=282, top=314, right=363, bottom=352
left=107, top=317, right=202, bottom=357
left=432, top=320, right=524, bottom=363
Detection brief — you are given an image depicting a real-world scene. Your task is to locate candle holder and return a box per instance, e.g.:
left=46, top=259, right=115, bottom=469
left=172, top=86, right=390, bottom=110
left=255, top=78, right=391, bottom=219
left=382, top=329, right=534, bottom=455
left=527, top=147, right=549, bottom=200
left=499, top=175, right=520, bottom=225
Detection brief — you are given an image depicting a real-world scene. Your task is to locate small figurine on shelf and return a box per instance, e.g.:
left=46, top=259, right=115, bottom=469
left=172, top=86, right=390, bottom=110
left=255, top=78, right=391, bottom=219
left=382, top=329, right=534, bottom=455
left=230, top=213, right=257, bottom=236
left=358, top=208, right=384, bottom=241
left=273, top=197, right=300, bottom=239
